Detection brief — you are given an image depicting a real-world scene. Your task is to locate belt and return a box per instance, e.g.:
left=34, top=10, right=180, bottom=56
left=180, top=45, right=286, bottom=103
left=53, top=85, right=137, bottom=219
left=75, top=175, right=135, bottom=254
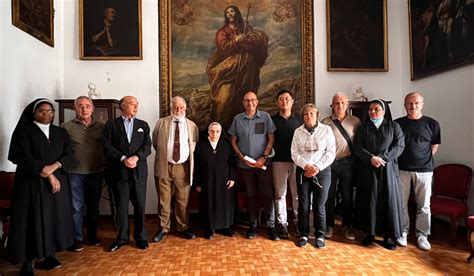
left=335, top=155, right=353, bottom=161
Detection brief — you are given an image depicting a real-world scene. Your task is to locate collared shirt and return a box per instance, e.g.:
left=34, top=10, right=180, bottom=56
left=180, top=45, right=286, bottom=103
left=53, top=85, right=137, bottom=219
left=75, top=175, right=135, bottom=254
left=291, top=122, right=336, bottom=171
left=228, top=109, right=276, bottom=168
left=167, top=118, right=190, bottom=164
left=122, top=115, right=135, bottom=143
left=272, top=113, right=302, bottom=162
left=61, top=117, right=105, bottom=174
left=321, top=114, right=360, bottom=160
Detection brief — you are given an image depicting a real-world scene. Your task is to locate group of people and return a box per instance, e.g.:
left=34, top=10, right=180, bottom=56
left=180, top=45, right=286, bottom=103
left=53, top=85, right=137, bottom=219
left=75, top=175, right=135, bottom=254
left=6, top=90, right=440, bottom=275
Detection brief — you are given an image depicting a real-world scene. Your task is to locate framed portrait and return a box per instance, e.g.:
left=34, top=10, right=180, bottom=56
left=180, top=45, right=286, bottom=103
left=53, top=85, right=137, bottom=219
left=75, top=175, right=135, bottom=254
left=408, top=0, right=474, bottom=80
left=12, top=0, right=54, bottom=47
left=80, top=0, right=142, bottom=60
left=326, top=0, right=388, bottom=71
left=159, top=0, right=314, bottom=130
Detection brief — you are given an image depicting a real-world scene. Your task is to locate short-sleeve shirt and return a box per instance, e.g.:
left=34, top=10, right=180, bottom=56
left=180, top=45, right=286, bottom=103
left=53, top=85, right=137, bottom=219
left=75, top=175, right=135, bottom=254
left=228, top=109, right=276, bottom=169
left=395, top=116, right=441, bottom=172
left=272, top=113, right=302, bottom=162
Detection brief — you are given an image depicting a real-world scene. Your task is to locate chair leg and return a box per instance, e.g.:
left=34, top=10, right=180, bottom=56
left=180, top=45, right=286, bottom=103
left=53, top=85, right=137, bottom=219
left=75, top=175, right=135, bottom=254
left=468, top=229, right=474, bottom=263
left=450, top=217, right=459, bottom=246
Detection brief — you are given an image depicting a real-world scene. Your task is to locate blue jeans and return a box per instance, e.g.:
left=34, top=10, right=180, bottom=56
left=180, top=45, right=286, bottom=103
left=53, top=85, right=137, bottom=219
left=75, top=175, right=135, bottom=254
left=69, top=173, right=103, bottom=241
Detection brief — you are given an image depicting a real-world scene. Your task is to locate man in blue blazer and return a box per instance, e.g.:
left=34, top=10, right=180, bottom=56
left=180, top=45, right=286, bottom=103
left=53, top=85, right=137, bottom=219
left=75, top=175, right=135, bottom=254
left=103, top=96, right=151, bottom=252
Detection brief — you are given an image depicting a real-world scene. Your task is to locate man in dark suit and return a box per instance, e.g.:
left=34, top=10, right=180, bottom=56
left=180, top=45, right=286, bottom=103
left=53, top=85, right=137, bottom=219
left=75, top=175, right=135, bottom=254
left=103, top=96, right=151, bottom=252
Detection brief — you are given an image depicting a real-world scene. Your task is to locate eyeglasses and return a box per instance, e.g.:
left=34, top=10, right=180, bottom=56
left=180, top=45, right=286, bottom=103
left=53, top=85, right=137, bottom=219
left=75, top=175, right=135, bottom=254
left=405, top=102, right=423, bottom=106
left=304, top=138, right=319, bottom=152
left=243, top=99, right=258, bottom=103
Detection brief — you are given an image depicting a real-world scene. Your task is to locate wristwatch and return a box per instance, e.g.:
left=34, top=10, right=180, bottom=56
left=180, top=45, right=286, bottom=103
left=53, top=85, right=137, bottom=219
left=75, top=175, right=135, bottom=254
left=263, top=154, right=269, bottom=159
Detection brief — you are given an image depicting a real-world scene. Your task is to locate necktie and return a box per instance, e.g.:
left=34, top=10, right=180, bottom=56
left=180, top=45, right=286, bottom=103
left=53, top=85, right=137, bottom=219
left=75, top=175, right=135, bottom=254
left=172, top=121, right=180, bottom=162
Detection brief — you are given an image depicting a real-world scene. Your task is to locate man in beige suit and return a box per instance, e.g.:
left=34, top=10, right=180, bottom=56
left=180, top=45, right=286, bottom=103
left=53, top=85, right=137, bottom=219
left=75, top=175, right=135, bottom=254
left=151, top=96, right=199, bottom=242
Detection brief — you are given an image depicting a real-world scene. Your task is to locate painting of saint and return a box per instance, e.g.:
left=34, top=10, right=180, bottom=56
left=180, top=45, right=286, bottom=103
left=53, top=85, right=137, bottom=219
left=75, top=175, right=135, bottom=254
left=167, top=0, right=308, bottom=130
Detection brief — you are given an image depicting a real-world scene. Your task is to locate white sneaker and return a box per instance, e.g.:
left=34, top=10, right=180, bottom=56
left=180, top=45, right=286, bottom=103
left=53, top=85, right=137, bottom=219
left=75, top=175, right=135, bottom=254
left=396, top=232, right=408, bottom=247
left=417, top=235, right=431, bottom=251
left=324, top=227, right=333, bottom=238
left=343, top=226, right=356, bottom=240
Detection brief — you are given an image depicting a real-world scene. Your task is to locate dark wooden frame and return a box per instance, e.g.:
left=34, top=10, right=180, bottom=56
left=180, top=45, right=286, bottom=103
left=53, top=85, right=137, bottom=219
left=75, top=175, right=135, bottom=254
left=12, top=0, right=54, bottom=47
left=159, top=0, right=315, bottom=128
left=79, top=0, right=143, bottom=60
left=326, top=0, right=388, bottom=71
left=408, top=0, right=474, bottom=80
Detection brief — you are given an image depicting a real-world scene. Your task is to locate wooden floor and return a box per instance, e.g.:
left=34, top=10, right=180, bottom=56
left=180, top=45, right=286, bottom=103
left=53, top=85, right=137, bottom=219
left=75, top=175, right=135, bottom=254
left=1, top=215, right=473, bottom=275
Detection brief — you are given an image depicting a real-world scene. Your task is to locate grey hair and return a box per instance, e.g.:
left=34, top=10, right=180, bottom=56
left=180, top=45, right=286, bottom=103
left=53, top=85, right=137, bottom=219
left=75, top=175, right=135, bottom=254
left=74, top=96, right=93, bottom=107
left=170, top=96, right=187, bottom=108
left=404, top=91, right=424, bottom=103
left=300, top=103, right=318, bottom=118
left=331, top=92, right=349, bottom=103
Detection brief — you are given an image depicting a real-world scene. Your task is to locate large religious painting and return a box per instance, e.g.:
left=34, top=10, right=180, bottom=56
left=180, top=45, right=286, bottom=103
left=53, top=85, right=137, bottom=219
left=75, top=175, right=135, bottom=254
left=409, top=0, right=474, bottom=80
left=12, top=0, right=54, bottom=47
left=80, top=0, right=142, bottom=60
left=326, top=0, right=388, bottom=71
left=159, top=0, right=314, bottom=130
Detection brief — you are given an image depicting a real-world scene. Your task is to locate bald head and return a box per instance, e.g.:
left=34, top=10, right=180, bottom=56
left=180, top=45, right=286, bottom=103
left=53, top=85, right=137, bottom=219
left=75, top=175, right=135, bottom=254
left=120, top=96, right=138, bottom=118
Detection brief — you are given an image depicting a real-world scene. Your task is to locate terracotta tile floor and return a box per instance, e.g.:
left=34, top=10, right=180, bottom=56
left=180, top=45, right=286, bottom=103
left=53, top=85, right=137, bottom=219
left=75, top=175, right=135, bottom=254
left=1, top=215, right=473, bottom=275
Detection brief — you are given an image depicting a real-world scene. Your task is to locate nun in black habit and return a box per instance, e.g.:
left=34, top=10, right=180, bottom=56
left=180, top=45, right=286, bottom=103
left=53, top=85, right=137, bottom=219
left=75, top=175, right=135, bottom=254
left=353, top=99, right=405, bottom=250
left=7, top=99, right=75, bottom=273
left=194, top=122, right=236, bottom=239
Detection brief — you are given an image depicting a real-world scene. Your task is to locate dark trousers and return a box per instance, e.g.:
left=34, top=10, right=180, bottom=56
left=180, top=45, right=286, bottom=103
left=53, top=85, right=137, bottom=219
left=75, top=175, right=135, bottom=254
left=297, top=167, right=331, bottom=238
left=325, top=157, right=354, bottom=228
left=239, top=166, right=275, bottom=229
left=113, top=170, right=147, bottom=242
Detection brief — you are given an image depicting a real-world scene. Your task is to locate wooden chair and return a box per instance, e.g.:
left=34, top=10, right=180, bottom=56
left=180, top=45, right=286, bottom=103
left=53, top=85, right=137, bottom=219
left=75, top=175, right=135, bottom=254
left=431, top=164, right=472, bottom=245
left=0, top=171, right=15, bottom=248
left=467, top=216, right=474, bottom=263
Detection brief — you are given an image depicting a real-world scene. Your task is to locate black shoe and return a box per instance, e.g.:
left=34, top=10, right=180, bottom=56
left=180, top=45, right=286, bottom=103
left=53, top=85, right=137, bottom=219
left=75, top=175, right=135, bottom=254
left=68, top=239, right=84, bottom=252
left=136, top=240, right=148, bottom=250
left=297, top=236, right=308, bottom=247
left=217, top=228, right=235, bottom=237
left=108, top=240, right=127, bottom=252
left=179, top=229, right=196, bottom=240
left=362, top=235, right=375, bottom=246
left=20, top=261, right=34, bottom=276
left=88, top=236, right=101, bottom=246
left=268, top=227, right=280, bottom=241
left=246, top=227, right=256, bottom=239
left=42, top=256, right=62, bottom=270
left=315, top=237, right=326, bottom=249
left=152, top=230, right=167, bottom=243
left=383, top=237, right=397, bottom=250
left=277, top=224, right=289, bottom=239
left=204, top=230, right=215, bottom=240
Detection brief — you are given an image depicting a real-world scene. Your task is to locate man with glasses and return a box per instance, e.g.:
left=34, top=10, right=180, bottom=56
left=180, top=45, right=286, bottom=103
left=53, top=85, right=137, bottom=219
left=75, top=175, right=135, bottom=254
left=291, top=104, right=336, bottom=248
left=395, top=92, right=441, bottom=251
left=228, top=91, right=277, bottom=240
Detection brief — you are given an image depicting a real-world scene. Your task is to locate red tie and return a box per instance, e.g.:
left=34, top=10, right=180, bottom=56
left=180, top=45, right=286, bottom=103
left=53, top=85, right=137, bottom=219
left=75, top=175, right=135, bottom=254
left=172, top=121, right=180, bottom=162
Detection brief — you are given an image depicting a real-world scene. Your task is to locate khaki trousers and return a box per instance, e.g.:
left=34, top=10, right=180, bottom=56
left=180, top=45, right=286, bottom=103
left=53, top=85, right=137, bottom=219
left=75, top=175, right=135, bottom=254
left=155, top=162, right=191, bottom=232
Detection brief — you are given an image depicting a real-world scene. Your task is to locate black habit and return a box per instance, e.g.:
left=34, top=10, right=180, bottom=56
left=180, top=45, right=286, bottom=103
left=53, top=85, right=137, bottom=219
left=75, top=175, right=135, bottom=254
left=8, top=99, right=75, bottom=264
left=353, top=119, right=405, bottom=238
left=194, top=138, right=236, bottom=231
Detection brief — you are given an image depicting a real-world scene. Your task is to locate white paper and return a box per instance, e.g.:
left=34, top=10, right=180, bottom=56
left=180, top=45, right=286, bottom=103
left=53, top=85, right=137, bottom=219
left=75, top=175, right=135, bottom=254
left=243, top=156, right=267, bottom=170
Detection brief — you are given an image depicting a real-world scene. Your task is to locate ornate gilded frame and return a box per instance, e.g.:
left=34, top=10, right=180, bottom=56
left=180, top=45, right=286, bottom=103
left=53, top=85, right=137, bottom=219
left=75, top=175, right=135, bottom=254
left=326, top=0, right=388, bottom=72
left=159, top=0, right=314, bottom=128
left=12, top=0, right=54, bottom=47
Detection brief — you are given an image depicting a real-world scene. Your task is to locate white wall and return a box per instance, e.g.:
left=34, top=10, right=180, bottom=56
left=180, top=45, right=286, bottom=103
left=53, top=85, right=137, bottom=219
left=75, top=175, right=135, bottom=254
left=1, top=0, right=473, bottom=214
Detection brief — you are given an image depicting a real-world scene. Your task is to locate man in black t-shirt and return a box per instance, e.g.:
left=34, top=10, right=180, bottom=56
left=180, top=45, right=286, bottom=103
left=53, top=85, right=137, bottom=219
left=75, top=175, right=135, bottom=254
left=395, top=92, right=441, bottom=251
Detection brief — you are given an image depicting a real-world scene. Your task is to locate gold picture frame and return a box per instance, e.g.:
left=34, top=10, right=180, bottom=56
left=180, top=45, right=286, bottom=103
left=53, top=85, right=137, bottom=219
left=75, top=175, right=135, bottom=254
left=326, top=0, right=388, bottom=72
left=12, top=0, right=54, bottom=47
left=159, top=0, right=315, bottom=130
left=80, top=0, right=142, bottom=60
